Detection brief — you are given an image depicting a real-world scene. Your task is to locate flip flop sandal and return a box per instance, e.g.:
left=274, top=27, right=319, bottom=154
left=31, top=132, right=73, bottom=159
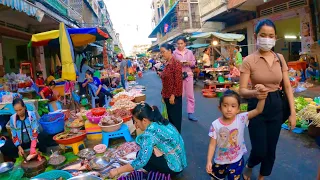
left=243, top=165, right=253, bottom=180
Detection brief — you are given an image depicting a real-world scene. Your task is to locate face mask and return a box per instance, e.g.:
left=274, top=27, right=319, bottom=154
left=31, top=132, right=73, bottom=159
left=234, top=50, right=237, bottom=53
left=257, top=37, right=276, bottom=51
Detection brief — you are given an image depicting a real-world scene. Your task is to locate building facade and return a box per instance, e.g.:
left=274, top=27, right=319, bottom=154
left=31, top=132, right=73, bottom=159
left=0, top=0, right=124, bottom=78
left=149, top=0, right=202, bottom=46
left=199, top=0, right=315, bottom=61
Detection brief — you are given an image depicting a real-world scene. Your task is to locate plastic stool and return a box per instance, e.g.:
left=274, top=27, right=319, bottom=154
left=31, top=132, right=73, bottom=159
left=64, top=141, right=85, bottom=154
left=102, top=124, right=133, bottom=147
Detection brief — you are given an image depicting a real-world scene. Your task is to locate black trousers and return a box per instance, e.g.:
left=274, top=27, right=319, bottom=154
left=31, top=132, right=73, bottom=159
left=143, top=153, right=180, bottom=176
left=247, top=91, right=283, bottom=176
left=97, top=91, right=113, bottom=107
left=164, top=96, right=182, bottom=133
left=0, top=132, right=57, bottom=159
left=78, top=82, right=86, bottom=95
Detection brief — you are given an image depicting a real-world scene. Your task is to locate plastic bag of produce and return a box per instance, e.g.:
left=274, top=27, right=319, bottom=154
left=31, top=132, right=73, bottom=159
left=161, top=100, right=168, bottom=120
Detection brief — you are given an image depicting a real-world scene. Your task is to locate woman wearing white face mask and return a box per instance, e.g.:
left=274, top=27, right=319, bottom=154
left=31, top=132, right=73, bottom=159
left=239, top=19, right=296, bottom=180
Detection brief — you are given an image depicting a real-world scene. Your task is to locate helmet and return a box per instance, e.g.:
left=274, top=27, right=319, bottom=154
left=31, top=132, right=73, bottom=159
left=117, top=53, right=124, bottom=60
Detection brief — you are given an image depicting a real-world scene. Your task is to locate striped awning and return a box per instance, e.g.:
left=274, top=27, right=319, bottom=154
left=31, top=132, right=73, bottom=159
left=0, top=0, right=44, bottom=22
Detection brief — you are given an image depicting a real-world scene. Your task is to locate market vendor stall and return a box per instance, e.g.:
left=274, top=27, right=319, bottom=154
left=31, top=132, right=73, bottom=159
left=190, top=32, right=245, bottom=98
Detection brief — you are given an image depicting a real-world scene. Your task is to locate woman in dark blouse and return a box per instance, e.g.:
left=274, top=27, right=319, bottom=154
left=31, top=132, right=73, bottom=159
left=159, top=43, right=183, bottom=132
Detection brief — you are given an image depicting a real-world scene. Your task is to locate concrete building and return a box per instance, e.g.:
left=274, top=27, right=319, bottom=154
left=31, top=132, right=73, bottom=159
left=199, top=0, right=314, bottom=62
left=0, top=0, right=124, bottom=78
left=149, top=0, right=202, bottom=47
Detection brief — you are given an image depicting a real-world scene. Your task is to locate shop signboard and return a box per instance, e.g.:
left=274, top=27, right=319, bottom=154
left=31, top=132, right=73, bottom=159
left=299, top=8, right=314, bottom=53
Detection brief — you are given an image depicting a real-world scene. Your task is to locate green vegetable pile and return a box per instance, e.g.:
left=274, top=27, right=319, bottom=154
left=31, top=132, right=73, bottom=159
left=35, top=96, right=49, bottom=116
left=294, top=97, right=309, bottom=112
left=127, top=75, right=135, bottom=81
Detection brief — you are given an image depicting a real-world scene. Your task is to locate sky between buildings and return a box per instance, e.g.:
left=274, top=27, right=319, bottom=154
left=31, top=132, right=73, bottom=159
left=104, top=0, right=153, bottom=55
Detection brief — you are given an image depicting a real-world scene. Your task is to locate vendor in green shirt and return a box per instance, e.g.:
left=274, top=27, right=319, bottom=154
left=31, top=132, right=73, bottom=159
left=234, top=46, right=243, bottom=67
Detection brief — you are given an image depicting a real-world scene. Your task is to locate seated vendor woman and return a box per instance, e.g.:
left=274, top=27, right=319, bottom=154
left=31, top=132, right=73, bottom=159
left=225, top=62, right=240, bottom=82
left=82, top=70, right=113, bottom=107
left=39, top=80, right=58, bottom=101
left=0, top=98, right=55, bottom=160
left=109, top=103, right=187, bottom=178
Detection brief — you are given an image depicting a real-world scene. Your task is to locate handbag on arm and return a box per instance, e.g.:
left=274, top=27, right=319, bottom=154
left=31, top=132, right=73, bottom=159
left=275, top=53, right=291, bottom=123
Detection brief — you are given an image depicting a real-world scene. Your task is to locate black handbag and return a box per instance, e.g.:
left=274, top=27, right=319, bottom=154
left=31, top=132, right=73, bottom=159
left=275, top=53, right=291, bottom=123
left=182, top=72, right=188, bottom=80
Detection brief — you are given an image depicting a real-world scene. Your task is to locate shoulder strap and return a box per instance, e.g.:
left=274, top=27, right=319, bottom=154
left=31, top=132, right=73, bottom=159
left=274, top=53, right=285, bottom=88
left=275, top=53, right=283, bottom=69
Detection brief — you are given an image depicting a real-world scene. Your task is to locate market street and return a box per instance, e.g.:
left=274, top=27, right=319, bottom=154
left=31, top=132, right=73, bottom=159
left=137, top=70, right=320, bottom=180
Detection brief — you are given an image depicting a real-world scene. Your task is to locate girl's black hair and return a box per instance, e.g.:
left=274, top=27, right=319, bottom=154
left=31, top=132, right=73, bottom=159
left=12, top=98, right=26, bottom=108
left=48, top=80, right=56, bottom=87
left=132, top=103, right=169, bottom=125
left=203, top=47, right=209, bottom=53
left=176, top=37, right=187, bottom=43
left=80, top=58, right=87, bottom=73
left=36, top=71, right=43, bottom=77
left=160, top=43, right=175, bottom=53
left=255, top=19, right=277, bottom=34
left=86, top=70, right=93, bottom=77
left=219, top=90, right=241, bottom=106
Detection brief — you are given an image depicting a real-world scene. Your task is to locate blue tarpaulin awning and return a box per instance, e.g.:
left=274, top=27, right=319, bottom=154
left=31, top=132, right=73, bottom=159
left=187, top=44, right=209, bottom=49
left=148, top=0, right=179, bottom=38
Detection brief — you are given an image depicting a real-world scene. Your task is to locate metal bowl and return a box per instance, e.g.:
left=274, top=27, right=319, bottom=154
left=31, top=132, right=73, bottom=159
left=77, top=148, right=95, bottom=159
left=68, top=174, right=102, bottom=180
left=0, top=162, right=14, bottom=174
left=89, top=157, right=110, bottom=171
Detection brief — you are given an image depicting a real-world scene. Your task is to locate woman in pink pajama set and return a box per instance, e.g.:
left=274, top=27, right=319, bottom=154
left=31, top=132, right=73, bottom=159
left=173, top=37, right=198, bottom=121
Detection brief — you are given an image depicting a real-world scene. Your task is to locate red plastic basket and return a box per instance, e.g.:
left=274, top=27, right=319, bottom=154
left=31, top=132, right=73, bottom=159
left=53, top=130, right=87, bottom=145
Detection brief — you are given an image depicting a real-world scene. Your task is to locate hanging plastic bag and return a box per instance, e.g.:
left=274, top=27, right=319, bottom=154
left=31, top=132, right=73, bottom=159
left=125, top=81, right=129, bottom=91
left=161, top=99, right=168, bottom=119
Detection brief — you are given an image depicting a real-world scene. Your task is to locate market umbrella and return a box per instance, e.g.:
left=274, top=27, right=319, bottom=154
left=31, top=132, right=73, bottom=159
left=29, top=27, right=109, bottom=47
left=59, top=23, right=76, bottom=81
left=55, top=54, right=61, bottom=67
left=50, top=56, right=55, bottom=73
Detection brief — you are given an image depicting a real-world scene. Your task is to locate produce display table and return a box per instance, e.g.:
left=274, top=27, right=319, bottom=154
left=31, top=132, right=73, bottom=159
left=204, top=81, right=234, bottom=89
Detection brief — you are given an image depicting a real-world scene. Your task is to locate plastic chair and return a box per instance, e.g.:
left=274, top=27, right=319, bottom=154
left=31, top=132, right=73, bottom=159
left=102, top=124, right=133, bottom=147
left=88, top=87, right=108, bottom=108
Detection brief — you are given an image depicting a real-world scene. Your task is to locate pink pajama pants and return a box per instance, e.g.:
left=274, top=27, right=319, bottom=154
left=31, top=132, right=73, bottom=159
left=183, top=76, right=195, bottom=113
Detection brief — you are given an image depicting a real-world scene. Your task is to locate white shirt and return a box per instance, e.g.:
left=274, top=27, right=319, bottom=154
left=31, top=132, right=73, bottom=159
left=78, top=64, right=94, bottom=83
left=203, top=53, right=211, bottom=67
left=208, top=112, right=249, bottom=165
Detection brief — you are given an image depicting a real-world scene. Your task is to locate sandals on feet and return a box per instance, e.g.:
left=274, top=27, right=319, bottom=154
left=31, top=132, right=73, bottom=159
left=243, top=165, right=252, bottom=180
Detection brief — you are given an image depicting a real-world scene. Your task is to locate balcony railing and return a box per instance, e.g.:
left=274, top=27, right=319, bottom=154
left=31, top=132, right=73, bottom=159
left=46, top=0, right=68, bottom=16
left=199, top=0, right=227, bottom=18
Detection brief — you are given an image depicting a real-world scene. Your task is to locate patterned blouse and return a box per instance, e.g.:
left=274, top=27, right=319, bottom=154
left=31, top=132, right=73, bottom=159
left=160, top=58, right=183, bottom=98
left=130, top=122, right=187, bottom=172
